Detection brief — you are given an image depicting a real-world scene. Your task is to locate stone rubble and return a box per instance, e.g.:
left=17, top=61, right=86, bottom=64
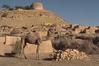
left=50, top=49, right=89, bottom=61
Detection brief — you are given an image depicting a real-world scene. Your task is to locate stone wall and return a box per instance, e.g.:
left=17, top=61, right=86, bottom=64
left=24, top=40, right=53, bottom=55
left=5, top=36, right=21, bottom=45
left=0, top=36, right=5, bottom=44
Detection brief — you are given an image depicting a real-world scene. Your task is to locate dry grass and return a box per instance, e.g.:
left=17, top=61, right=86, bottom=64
left=11, top=40, right=21, bottom=54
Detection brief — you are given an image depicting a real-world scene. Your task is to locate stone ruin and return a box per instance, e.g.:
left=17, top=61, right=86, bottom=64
left=31, top=2, right=44, bottom=10
left=61, top=24, right=99, bottom=35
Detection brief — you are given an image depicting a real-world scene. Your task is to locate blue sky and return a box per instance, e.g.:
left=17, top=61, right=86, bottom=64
left=0, top=0, right=99, bottom=26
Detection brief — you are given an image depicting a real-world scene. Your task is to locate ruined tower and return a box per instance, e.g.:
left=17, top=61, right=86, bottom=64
left=31, top=2, right=44, bottom=10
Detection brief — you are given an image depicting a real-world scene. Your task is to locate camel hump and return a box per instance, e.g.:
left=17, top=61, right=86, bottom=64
left=25, top=32, right=41, bottom=44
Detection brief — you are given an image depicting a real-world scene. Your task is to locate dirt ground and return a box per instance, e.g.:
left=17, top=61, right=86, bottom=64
left=0, top=54, right=99, bottom=66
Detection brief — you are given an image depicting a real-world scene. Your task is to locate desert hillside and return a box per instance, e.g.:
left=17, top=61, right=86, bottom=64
left=0, top=2, right=99, bottom=66
left=0, top=9, right=70, bottom=28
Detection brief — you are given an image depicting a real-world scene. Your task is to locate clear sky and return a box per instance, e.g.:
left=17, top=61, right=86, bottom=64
left=0, top=0, right=99, bottom=26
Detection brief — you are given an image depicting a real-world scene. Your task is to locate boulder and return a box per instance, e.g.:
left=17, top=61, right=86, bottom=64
left=5, top=36, right=21, bottom=45
left=0, top=44, right=12, bottom=56
left=39, top=40, right=53, bottom=54
left=24, top=40, right=53, bottom=58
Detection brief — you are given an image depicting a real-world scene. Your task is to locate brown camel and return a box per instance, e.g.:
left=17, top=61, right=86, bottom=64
left=10, top=27, right=41, bottom=60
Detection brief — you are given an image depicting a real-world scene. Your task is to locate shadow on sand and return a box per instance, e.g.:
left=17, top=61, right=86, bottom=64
left=43, top=58, right=54, bottom=61
left=0, top=53, right=16, bottom=57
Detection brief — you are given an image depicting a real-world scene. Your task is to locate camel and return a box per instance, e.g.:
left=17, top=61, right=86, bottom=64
left=10, top=27, right=41, bottom=60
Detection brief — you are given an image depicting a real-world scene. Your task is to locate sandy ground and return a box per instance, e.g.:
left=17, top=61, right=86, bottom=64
left=0, top=55, right=99, bottom=66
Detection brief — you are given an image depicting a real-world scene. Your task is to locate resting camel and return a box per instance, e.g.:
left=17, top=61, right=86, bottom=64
left=10, top=27, right=41, bottom=60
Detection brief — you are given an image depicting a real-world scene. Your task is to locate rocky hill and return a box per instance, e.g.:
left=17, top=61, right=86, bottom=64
left=0, top=2, right=98, bottom=35
left=0, top=8, right=69, bottom=28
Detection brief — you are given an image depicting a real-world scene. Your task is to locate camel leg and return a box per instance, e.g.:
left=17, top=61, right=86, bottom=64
left=20, top=38, right=27, bottom=59
left=36, top=45, right=40, bottom=60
